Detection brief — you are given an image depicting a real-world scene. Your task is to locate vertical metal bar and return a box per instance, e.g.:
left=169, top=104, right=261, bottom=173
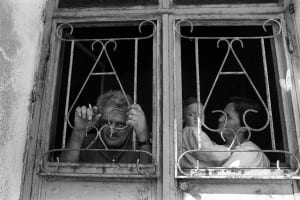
left=261, top=38, right=276, bottom=150
left=134, top=39, right=138, bottom=104
left=154, top=20, right=159, bottom=162
left=105, top=47, right=130, bottom=105
left=62, top=40, right=75, bottom=149
left=100, top=64, right=106, bottom=95
left=195, top=38, right=202, bottom=150
left=133, top=39, right=138, bottom=150
left=174, top=19, right=182, bottom=177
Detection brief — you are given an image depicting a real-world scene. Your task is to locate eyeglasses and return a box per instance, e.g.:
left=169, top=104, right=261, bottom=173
left=96, top=108, right=129, bottom=130
left=97, top=119, right=128, bottom=130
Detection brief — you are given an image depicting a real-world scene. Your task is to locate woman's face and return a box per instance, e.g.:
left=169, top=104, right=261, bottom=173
left=100, top=104, right=131, bottom=147
left=218, top=102, right=241, bottom=141
left=183, top=103, right=203, bottom=127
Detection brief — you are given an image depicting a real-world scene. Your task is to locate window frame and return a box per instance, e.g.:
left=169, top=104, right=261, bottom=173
left=29, top=0, right=296, bottom=182
left=37, top=16, right=161, bottom=178
left=21, top=1, right=300, bottom=200
left=172, top=14, right=300, bottom=180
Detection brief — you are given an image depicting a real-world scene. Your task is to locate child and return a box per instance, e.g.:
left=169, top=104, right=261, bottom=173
left=181, top=97, right=230, bottom=168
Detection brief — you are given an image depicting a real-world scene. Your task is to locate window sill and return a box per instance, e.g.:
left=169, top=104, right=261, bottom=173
left=39, top=162, right=158, bottom=178
left=176, top=168, right=300, bottom=180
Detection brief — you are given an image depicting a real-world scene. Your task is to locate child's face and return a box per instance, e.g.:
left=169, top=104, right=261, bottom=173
left=183, top=103, right=203, bottom=127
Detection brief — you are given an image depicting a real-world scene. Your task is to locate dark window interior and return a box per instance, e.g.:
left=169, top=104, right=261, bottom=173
left=50, top=24, right=153, bottom=160
left=181, top=25, right=285, bottom=165
left=175, top=0, right=278, bottom=5
left=58, top=0, right=158, bottom=8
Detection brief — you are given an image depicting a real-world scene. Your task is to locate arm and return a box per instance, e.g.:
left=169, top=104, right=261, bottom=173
left=183, top=127, right=230, bottom=166
left=127, top=104, right=151, bottom=163
left=60, top=105, right=101, bottom=162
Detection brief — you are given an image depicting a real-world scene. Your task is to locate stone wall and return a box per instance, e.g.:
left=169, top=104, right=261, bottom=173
left=0, top=0, right=45, bottom=199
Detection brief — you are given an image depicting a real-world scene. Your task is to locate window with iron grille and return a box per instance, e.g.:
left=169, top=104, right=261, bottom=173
left=38, top=19, right=160, bottom=177
left=34, top=0, right=300, bottom=180
left=175, top=18, right=300, bottom=179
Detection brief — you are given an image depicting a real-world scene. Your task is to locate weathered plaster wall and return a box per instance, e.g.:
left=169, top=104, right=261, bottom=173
left=0, top=0, right=45, bottom=199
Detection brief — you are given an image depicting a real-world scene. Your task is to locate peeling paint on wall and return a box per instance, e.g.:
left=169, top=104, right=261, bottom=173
left=0, top=0, right=46, bottom=199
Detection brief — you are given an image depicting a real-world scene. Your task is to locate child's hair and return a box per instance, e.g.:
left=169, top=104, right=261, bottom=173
left=183, top=97, right=198, bottom=110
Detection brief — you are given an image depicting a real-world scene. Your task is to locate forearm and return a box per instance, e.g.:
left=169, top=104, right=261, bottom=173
left=192, top=146, right=231, bottom=165
left=60, top=130, right=85, bottom=162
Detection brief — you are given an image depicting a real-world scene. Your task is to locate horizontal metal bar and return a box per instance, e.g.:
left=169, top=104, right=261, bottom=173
left=91, top=72, right=116, bottom=75
left=38, top=171, right=158, bottom=178
left=219, top=71, right=246, bottom=75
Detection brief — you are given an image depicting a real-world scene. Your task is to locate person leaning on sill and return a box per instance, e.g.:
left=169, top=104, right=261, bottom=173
left=60, top=90, right=151, bottom=164
left=181, top=97, right=230, bottom=168
left=181, top=96, right=270, bottom=168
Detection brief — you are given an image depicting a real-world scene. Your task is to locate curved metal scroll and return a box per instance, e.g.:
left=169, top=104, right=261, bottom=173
left=65, top=39, right=131, bottom=131
left=202, top=38, right=271, bottom=134
left=56, top=20, right=157, bottom=153
left=177, top=149, right=300, bottom=178
left=175, top=18, right=282, bottom=134
left=40, top=149, right=157, bottom=176
left=56, top=20, right=157, bottom=42
left=175, top=18, right=282, bottom=40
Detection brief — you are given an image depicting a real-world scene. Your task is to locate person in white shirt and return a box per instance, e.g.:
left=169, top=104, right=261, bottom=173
left=181, top=96, right=270, bottom=168
left=181, top=97, right=230, bottom=168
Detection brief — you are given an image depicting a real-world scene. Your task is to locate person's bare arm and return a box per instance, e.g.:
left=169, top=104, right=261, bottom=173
left=183, top=127, right=230, bottom=166
left=60, top=105, right=100, bottom=162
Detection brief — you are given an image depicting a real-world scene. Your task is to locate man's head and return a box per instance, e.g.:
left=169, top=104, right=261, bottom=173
left=96, top=90, right=133, bottom=148
left=218, top=96, right=260, bottom=143
left=183, top=97, right=204, bottom=127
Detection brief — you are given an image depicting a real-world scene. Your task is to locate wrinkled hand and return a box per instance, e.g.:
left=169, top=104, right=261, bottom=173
left=126, top=104, right=149, bottom=142
left=74, top=105, right=101, bottom=131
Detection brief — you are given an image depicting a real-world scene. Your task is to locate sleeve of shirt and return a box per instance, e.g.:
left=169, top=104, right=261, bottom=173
left=222, top=142, right=270, bottom=168
left=182, top=127, right=231, bottom=166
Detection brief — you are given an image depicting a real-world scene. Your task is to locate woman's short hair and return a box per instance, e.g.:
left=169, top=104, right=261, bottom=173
left=229, top=96, right=261, bottom=127
left=96, top=90, right=133, bottom=111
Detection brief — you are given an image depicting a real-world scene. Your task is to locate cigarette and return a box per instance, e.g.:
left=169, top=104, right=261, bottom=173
left=88, top=104, right=93, bottom=121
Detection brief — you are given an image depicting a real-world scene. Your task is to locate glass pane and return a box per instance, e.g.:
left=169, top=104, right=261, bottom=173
left=175, top=0, right=278, bottom=5
left=58, top=0, right=158, bottom=8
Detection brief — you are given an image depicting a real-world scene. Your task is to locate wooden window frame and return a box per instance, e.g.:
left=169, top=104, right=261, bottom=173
left=37, top=16, right=161, bottom=178
left=21, top=1, right=300, bottom=200
left=173, top=15, right=300, bottom=180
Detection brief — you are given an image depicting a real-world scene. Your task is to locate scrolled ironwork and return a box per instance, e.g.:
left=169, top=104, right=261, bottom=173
left=177, top=149, right=300, bottom=178
left=175, top=18, right=282, bottom=39
left=262, top=18, right=282, bottom=38
left=39, top=148, right=157, bottom=176
left=56, top=23, right=74, bottom=41
left=175, top=17, right=293, bottom=179
left=175, top=19, right=193, bottom=39
left=56, top=20, right=157, bottom=42
left=138, top=20, right=157, bottom=40
left=201, top=37, right=270, bottom=137
left=242, top=108, right=269, bottom=132
left=202, top=110, right=227, bottom=133
left=65, top=39, right=130, bottom=130
left=136, top=158, right=157, bottom=176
